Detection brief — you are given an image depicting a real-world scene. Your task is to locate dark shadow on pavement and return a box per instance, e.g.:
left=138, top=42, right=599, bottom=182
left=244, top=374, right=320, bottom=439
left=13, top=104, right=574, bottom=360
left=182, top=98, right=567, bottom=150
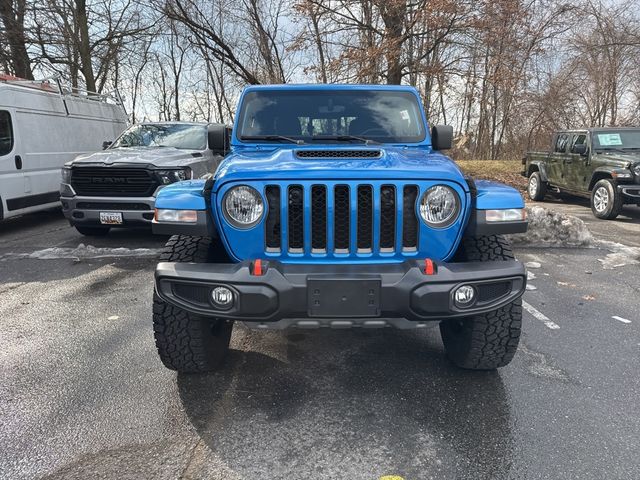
left=178, top=328, right=513, bottom=479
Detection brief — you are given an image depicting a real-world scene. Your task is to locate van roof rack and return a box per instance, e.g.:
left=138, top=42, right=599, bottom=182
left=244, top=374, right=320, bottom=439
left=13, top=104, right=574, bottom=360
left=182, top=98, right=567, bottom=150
left=0, top=74, right=124, bottom=107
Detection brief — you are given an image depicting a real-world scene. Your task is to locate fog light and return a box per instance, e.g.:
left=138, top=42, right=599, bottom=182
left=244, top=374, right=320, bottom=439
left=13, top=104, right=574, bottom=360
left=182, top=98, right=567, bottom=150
left=454, top=285, right=476, bottom=308
left=211, top=286, right=234, bottom=309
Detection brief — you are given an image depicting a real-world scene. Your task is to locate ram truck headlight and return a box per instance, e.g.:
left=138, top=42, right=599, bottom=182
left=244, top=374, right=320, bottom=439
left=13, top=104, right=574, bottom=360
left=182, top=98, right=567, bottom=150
left=485, top=209, right=526, bottom=222
left=156, top=168, right=191, bottom=185
left=61, top=166, right=72, bottom=183
left=223, top=185, right=264, bottom=228
left=154, top=209, right=198, bottom=223
left=419, top=185, right=460, bottom=227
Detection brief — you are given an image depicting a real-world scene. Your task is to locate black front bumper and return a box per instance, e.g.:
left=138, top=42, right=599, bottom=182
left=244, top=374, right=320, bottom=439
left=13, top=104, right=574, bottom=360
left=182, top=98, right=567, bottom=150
left=155, top=259, right=526, bottom=325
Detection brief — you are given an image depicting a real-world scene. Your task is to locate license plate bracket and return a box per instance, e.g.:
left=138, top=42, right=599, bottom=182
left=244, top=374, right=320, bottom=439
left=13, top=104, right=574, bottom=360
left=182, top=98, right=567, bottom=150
left=308, top=278, right=381, bottom=317
left=99, top=212, right=123, bottom=225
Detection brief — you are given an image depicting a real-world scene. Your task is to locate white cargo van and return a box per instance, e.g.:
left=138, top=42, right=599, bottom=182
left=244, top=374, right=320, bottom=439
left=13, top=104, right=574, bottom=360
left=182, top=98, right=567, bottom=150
left=0, top=76, right=127, bottom=220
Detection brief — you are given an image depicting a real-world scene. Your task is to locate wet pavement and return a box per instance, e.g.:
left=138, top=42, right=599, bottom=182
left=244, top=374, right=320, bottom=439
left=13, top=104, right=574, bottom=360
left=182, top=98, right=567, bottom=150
left=0, top=210, right=639, bottom=479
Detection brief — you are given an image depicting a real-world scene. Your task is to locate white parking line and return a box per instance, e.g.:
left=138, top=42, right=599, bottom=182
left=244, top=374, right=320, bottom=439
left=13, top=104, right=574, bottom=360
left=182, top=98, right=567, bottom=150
left=522, top=301, right=560, bottom=330
left=612, top=316, right=632, bottom=324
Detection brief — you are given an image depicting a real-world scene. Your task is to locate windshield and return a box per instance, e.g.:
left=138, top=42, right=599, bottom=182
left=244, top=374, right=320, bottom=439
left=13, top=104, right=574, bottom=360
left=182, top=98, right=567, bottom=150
left=236, top=90, right=426, bottom=144
left=592, top=129, right=640, bottom=150
left=112, top=123, right=207, bottom=150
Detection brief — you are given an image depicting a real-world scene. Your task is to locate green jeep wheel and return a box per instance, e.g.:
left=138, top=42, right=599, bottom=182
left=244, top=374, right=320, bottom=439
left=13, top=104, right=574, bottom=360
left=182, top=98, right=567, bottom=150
left=153, top=235, right=233, bottom=373
left=527, top=171, right=547, bottom=201
left=440, top=235, right=522, bottom=370
left=591, top=178, right=623, bottom=220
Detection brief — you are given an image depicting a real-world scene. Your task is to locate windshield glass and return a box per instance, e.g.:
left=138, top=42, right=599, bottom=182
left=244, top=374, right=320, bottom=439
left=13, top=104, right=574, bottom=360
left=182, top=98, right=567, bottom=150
left=592, top=129, right=640, bottom=150
left=236, top=90, right=426, bottom=144
left=112, top=123, right=207, bottom=150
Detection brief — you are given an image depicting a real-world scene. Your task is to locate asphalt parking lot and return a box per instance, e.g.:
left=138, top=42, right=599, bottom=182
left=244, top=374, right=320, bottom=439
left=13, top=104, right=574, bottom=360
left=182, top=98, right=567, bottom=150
left=1, top=205, right=639, bottom=480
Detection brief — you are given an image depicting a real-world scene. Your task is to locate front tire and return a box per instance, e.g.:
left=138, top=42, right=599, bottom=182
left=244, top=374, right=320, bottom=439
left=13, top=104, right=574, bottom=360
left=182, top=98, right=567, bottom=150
left=527, top=171, right=547, bottom=201
left=75, top=225, right=110, bottom=236
left=153, top=235, right=233, bottom=373
left=441, top=235, right=522, bottom=370
left=591, top=179, right=623, bottom=220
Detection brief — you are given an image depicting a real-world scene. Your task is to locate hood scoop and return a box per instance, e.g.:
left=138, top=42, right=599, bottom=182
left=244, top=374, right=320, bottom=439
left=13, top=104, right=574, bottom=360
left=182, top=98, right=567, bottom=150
left=295, top=149, right=382, bottom=159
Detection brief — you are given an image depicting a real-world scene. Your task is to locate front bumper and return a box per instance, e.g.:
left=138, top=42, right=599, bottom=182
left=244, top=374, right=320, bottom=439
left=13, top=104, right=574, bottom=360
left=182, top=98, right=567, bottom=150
left=619, top=185, right=640, bottom=199
left=60, top=185, right=155, bottom=227
left=155, top=259, right=526, bottom=328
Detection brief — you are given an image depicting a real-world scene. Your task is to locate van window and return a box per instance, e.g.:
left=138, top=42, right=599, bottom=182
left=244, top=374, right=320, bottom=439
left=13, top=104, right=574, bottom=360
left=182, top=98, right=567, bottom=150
left=0, top=111, right=13, bottom=156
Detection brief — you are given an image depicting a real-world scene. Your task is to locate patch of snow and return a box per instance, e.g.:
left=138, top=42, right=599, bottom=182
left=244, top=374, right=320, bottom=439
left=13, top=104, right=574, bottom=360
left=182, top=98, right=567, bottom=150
left=527, top=271, right=537, bottom=280
left=596, top=241, right=640, bottom=270
left=525, top=261, right=541, bottom=269
left=1, top=243, right=162, bottom=261
left=526, top=284, right=537, bottom=291
left=509, top=206, right=594, bottom=247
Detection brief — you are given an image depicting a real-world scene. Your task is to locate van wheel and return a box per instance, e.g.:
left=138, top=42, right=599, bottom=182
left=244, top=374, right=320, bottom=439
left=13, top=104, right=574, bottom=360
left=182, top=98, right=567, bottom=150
left=75, top=225, right=111, bottom=236
left=527, top=171, right=547, bottom=201
left=591, top=179, right=623, bottom=220
left=441, top=235, right=522, bottom=370
left=153, top=235, right=233, bottom=373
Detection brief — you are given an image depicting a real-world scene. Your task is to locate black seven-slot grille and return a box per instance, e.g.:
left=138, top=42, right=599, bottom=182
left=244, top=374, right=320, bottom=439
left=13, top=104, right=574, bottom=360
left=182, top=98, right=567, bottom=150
left=264, top=184, right=419, bottom=254
left=70, top=167, right=159, bottom=197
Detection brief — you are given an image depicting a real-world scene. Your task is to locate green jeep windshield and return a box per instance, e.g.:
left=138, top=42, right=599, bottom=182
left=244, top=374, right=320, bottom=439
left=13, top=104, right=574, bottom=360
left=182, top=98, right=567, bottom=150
left=593, top=129, right=640, bottom=150
left=112, top=123, right=207, bottom=150
left=237, top=90, right=426, bottom=144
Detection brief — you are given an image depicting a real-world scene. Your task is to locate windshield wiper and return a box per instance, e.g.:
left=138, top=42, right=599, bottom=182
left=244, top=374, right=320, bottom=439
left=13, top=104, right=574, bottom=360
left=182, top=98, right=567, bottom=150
left=241, top=135, right=306, bottom=145
left=311, top=135, right=380, bottom=145
left=596, top=147, right=629, bottom=154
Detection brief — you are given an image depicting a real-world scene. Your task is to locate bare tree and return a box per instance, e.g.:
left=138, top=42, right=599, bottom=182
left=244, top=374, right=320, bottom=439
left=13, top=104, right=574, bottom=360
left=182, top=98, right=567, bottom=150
left=0, top=0, right=33, bottom=78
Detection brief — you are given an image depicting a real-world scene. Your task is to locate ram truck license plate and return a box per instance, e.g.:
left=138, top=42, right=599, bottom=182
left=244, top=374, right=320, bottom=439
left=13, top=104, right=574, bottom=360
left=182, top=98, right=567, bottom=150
left=308, top=279, right=381, bottom=317
left=99, top=212, right=123, bottom=225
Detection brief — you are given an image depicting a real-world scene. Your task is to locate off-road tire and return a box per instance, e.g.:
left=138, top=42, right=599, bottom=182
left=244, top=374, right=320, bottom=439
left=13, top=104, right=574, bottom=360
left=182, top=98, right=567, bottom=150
left=75, top=225, right=111, bottom=236
left=527, top=171, right=547, bottom=201
left=153, top=235, right=233, bottom=373
left=441, top=235, right=522, bottom=370
left=591, top=178, right=623, bottom=220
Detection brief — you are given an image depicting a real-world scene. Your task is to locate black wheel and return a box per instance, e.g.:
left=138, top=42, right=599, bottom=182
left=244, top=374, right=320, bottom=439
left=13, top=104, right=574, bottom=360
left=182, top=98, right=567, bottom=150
left=153, top=235, right=233, bottom=373
left=527, top=171, right=547, bottom=201
left=75, top=225, right=111, bottom=236
left=441, top=235, right=522, bottom=370
left=591, top=179, right=623, bottom=220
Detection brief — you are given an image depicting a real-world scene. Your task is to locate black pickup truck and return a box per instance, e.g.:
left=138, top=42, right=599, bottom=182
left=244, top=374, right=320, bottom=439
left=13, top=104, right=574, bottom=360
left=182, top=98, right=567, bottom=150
left=522, top=127, right=640, bottom=219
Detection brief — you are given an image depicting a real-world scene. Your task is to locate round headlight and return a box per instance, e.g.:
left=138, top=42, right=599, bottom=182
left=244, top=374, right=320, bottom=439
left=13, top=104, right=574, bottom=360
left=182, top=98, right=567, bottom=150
left=223, top=185, right=264, bottom=228
left=419, top=185, right=460, bottom=227
left=633, top=163, right=640, bottom=177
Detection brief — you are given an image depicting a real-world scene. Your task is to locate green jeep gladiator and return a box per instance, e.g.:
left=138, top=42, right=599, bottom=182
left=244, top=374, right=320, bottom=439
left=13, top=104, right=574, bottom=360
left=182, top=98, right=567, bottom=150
left=522, top=128, right=640, bottom=219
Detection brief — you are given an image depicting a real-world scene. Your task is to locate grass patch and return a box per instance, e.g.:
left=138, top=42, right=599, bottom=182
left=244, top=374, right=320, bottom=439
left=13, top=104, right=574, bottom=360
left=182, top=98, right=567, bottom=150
left=455, top=160, right=527, bottom=193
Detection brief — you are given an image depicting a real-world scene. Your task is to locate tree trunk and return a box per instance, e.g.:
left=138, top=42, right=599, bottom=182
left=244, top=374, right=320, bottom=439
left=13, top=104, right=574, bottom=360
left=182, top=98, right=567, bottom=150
left=75, top=0, right=96, bottom=92
left=0, top=0, right=33, bottom=79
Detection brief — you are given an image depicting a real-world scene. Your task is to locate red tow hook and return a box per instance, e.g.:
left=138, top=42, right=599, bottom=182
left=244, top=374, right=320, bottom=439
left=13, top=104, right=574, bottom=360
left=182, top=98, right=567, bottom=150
left=424, top=258, right=436, bottom=275
left=252, top=259, right=264, bottom=276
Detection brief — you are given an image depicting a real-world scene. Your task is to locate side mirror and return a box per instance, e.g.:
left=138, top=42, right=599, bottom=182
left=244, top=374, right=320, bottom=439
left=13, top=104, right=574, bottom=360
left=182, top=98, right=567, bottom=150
left=208, top=124, right=230, bottom=155
left=102, top=141, right=112, bottom=150
left=572, top=143, right=588, bottom=156
left=431, top=125, right=453, bottom=151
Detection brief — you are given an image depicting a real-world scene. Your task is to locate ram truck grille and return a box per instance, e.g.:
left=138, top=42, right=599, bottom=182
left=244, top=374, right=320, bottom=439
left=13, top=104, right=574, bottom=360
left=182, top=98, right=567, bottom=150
left=70, top=167, right=159, bottom=197
left=264, top=183, right=420, bottom=255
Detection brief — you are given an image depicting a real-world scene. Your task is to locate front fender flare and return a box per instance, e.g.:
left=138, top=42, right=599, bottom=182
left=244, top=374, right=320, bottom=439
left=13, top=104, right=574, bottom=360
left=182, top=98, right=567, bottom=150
left=464, top=180, right=527, bottom=236
left=527, top=161, right=548, bottom=182
left=152, top=180, right=217, bottom=237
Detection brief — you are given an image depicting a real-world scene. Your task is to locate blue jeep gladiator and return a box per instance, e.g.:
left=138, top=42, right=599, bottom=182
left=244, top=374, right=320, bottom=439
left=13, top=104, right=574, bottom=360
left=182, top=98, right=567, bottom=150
left=151, top=84, right=528, bottom=373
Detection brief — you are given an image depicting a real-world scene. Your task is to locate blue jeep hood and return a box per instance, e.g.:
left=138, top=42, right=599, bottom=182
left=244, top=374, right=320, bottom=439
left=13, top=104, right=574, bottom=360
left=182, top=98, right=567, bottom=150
left=213, top=147, right=468, bottom=191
